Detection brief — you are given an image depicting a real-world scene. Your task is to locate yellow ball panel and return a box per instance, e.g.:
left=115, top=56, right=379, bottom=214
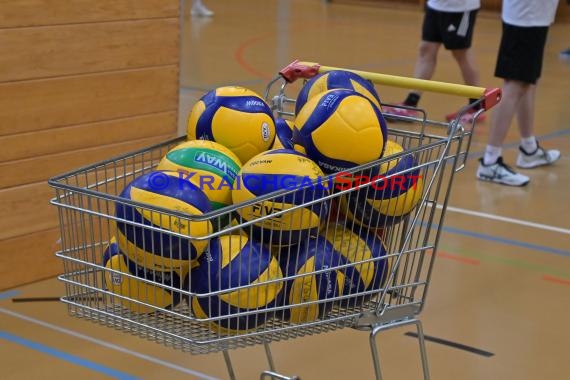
left=379, top=140, right=404, bottom=174
left=221, top=260, right=283, bottom=309
left=132, top=187, right=212, bottom=255
left=187, top=100, right=206, bottom=140
left=241, top=152, right=324, bottom=178
left=368, top=176, right=424, bottom=217
left=311, top=96, right=384, bottom=164
left=236, top=200, right=322, bottom=231
left=215, top=86, right=261, bottom=97
left=211, top=107, right=275, bottom=164
left=288, top=257, right=320, bottom=323
left=324, top=224, right=375, bottom=289
left=350, top=79, right=382, bottom=110
left=104, top=254, right=181, bottom=314
left=116, top=230, right=198, bottom=270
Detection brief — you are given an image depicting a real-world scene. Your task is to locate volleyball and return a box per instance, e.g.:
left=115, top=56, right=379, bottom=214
left=270, top=118, right=295, bottom=150
left=341, top=140, right=424, bottom=228
left=294, top=89, right=388, bottom=174
left=103, top=237, right=187, bottom=314
left=295, top=70, right=382, bottom=115
left=115, top=171, right=213, bottom=272
left=279, top=237, right=344, bottom=323
left=231, top=149, right=329, bottom=246
left=157, top=140, right=242, bottom=211
left=323, top=223, right=390, bottom=307
left=191, top=235, right=283, bottom=334
left=187, top=86, right=276, bottom=164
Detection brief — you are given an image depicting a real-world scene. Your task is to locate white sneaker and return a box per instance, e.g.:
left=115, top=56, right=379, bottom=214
left=476, top=157, right=530, bottom=186
left=191, top=3, right=214, bottom=17
left=516, top=145, right=561, bottom=169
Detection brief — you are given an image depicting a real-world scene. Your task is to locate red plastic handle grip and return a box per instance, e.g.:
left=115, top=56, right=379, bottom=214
left=279, top=60, right=321, bottom=83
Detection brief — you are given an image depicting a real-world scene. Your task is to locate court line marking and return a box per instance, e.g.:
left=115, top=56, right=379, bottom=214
left=0, top=330, right=138, bottom=380
left=542, top=275, right=570, bottom=286
left=0, top=307, right=219, bottom=380
left=0, top=290, right=20, bottom=300
left=434, top=223, right=570, bottom=257
left=437, top=204, right=570, bottom=235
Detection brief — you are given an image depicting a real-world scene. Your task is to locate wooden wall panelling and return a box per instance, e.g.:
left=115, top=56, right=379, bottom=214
left=0, top=19, right=179, bottom=82
left=0, top=111, right=177, bottom=163
left=0, top=66, right=178, bottom=136
left=0, top=134, right=174, bottom=189
left=0, top=0, right=178, bottom=28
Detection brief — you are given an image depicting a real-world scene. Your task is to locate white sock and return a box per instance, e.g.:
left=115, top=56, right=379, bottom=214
left=520, top=136, right=538, bottom=154
left=483, top=145, right=502, bottom=165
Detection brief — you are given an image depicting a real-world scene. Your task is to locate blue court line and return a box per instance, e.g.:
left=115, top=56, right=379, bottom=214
left=436, top=223, right=570, bottom=258
left=0, top=331, right=139, bottom=380
left=0, top=290, right=20, bottom=300
left=468, top=128, right=570, bottom=160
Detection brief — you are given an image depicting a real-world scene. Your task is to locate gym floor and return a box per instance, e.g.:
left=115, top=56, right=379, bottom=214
left=2, top=1, right=569, bottom=379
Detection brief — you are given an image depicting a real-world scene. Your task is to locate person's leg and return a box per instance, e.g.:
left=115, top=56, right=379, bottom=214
left=451, top=48, right=479, bottom=87
left=515, top=83, right=561, bottom=167
left=487, top=79, right=528, bottom=149
left=403, top=41, right=440, bottom=106
left=476, top=79, right=530, bottom=186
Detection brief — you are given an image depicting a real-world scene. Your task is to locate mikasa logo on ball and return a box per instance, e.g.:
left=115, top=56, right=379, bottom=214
left=111, top=272, right=123, bottom=285
left=261, top=122, right=271, bottom=142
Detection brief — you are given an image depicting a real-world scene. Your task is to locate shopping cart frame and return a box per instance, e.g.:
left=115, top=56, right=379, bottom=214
left=49, top=60, right=501, bottom=380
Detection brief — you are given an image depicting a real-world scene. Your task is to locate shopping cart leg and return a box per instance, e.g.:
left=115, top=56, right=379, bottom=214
left=223, top=350, right=237, bottom=380
left=260, top=342, right=300, bottom=380
left=264, top=342, right=276, bottom=372
left=369, top=319, right=430, bottom=380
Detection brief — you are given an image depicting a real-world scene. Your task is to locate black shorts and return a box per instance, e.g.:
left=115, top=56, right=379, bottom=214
left=494, top=22, right=549, bottom=84
left=422, top=6, right=478, bottom=50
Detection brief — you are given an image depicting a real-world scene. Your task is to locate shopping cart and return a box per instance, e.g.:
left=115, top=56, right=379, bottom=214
left=49, top=60, right=501, bottom=380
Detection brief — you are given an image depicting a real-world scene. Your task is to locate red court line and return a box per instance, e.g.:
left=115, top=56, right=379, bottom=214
left=542, top=275, right=570, bottom=286
left=234, top=35, right=273, bottom=80
left=436, top=251, right=480, bottom=265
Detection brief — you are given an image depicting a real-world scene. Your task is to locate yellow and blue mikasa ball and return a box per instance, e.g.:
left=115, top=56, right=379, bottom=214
left=115, top=171, right=213, bottom=272
left=294, top=70, right=382, bottom=116
left=231, top=149, right=330, bottom=247
left=191, top=235, right=283, bottom=334
left=294, top=88, right=388, bottom=174
left=270, top=118, right=295, bottom=150
left=323, top=223, right=390, bottom=308
left=279, top=238, right=345, bottom=323
left=103, top=237, right=188, bottom=314
left=341, top=140, right=424, bottom=229
left=187, top=86, right=276, bottom=164
left=157, top=140, right=242, bottom=211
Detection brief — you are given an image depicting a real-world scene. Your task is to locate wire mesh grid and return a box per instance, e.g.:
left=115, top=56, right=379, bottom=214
left=49, top=73, right=474, bottom=356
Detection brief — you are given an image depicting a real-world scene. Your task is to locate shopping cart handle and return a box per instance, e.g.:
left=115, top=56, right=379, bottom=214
left=278, top=60, right=503, bottom=111
left=279, top=60, right=321, bottom=82
left=481, top=87, right=502, bottom=111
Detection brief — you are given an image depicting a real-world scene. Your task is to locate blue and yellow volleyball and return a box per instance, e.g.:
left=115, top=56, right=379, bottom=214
left=157, top=140, right=242, bottom=211
left=191, top=235, right=283, bottom=334
left=103, top=237, right=187, bottom=314
left=270, top=118, right=295, bottom=150
left=295, top=70, right=382, bottom=115
left=279, top=237, right=344, bottom=323
left=115, top=171, right=213, bottom=271
left=187, top=86, right=276, bottom=164
left=323, top=223, right=390, bottom=307
left=341, top=140, right=424, bottom=228
left=294, top=89, right=388, bottom=174
left=231, top=149, right=329, bottom=246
